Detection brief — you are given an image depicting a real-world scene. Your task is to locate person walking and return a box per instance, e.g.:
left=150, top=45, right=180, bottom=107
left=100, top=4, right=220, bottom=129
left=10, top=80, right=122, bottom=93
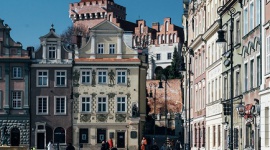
left=101, top=141, right=106, bottom=150
left=141, top=137, right=147, bottom=150
left=151, top=142, right=159, bottom=150
left=174, top=140, right=181, bottom=150
left=47, top=141, right=54, bottom=150
left=108, top=138, right=114, bottom=149
left=66, top=143, right=75, bottom=150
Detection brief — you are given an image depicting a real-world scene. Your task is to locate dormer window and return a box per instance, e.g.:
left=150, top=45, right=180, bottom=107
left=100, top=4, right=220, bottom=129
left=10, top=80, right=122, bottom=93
left=98, top=44, right=104, bottom=54
left=48, top=45, right=56, bottom=59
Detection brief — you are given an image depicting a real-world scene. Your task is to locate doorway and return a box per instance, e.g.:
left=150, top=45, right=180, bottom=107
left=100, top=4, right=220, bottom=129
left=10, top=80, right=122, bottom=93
left=37, top=133, right=45, bottom=149
left=10, top=128, right=20, bottom=146
left=117, top=132, right=125, bottom=148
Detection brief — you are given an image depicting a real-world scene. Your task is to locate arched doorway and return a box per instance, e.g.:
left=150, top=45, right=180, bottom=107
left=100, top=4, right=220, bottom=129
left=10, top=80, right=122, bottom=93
left=54, top=127, right=65, bottom=144
left=11, top=128, right=20, bottom=146
left=154, top=66, right=163, bottom=80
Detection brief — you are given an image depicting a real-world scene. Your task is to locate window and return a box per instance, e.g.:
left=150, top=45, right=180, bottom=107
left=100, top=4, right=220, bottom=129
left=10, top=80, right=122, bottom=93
left=257, top=56, right=261, bottom=86
left=224, top=77, right=227, bottom=99
left=81, top=97, right=91, bottom=112
left=244, top=8, right=248, bottom=35
left=98, top=71, right=107, bottom=84
left=250, top=59, right=254, bottom=88
left=117, top=71, right=126, bottom=84
left=236, top=20, right=240, bottom=44
left=213, top=126, right=216, bottom=147
left=55, top=71, right=66, bottom=87
left=0, top=66, right=2, bottom=79
left=250, top=2, right=254, bottom=30
left=167, top=53, right=172, bottom=60
left=48, top=45, right=56, bottom=59
left=55, top=96, right=66, bottom=114
left=256, top=0, right=260, bottom=25
left=12, top=91, right=22, bottom=109
left=79, top=129, right=89, bottom=143
left=13, top=67, right=22, bottom=79
left=37, top=70, right=48, bottom=86
left=236, top=72, right=240, bottom=96
left=245, top=63, right=248, bottom=91
left=98, top=44, right=104, bottom=54
left=218, top=125, right=221, bottom=146
left=81, top=70, right=91, bottom=84
left=117, top=97, right=126, bottom=112
left=156, top=54, right=161, bottom=60
left=37, top=96, right=48, bottom=114
left=266, top=107, right=269, bottom=146
left=109, top=44, right=115, bottom=54
left=97, top=97, right=107, bottom=112
left=267, top=36, right=270, bottom=74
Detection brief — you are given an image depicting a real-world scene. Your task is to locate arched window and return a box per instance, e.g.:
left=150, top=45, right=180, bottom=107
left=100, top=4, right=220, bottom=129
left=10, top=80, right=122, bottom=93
left=54, top=127, right=65, bottom=143
left=162, top=35, right=164, bottom=44
left=158, top=35, right=161, bottom=44
left=165, top=21, right=169, bottom=32
left=140, top=24, right=143, bottom=33
left=108, top=14, right=112, bottom=22
left=174, top=34, right=177, bottom=43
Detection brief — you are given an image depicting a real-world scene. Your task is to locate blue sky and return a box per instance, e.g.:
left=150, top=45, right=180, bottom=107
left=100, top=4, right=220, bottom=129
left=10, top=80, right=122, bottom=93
left=0, top=0, right=183, bottom=49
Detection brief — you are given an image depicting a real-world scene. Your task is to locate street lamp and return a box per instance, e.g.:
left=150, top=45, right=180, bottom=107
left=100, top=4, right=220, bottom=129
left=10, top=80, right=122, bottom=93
left=148, top=82, right=157, bottom=143
left=158, top=75, right=169, bottom=147
left=179, top=43, right=194, bottom=150
left=216, top=5, right=237, bottom=150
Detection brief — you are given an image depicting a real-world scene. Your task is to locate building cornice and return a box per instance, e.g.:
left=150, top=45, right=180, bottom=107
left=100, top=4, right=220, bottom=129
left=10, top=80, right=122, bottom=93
left=31, top=64, right=72, bottom=67
left=202, top=21, right=219, bottom=41
left=189, top=34, right=204, bottom=49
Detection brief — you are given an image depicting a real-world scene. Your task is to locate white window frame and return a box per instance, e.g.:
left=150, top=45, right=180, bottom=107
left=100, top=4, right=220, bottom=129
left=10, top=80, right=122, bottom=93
left=167, top=53, right=172, bottom=60
left=98, top=43, right=104, bottom=54
left=244, top=7, right=248, bottom=35
left=54, top=96, right=66, bottom=115
left=81, top=96, right=91, bottom=113
left=156, top=54, right=161, bottom=60
left=267, top=36, right=270, bottom=74
left=81, top=70, right=91, bottom=84
left=256, top=0, right=260, bottom=25
left=116, top=97, right=127, bottom=113
left=244, top=63, right=248, bottom=91
left=98, top=70, right=107, bottom=84
left=116, top=70, right=127, bottom=84
left=55, top=70, right=67, bottom=87
left=109, top=44, right=115, bottom=54
left=36, top=96, right=48, bottom=115
left=12, top=91, right=22, bottom=109
left=97, top=97, right=107, bottom=113
left=37, top=70, right=48, bottom=87
left=250, top=1, right=254, bottom=30
left=13, top=67, right=22, bottom=79
left=48, top=45, right=56, bottom=60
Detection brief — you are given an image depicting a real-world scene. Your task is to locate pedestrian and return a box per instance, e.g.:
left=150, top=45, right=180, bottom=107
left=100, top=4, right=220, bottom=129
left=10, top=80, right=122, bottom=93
left=151, top=142, right=159, bottom=150
left=160, top=143, right=166, bottom=150
left=174, top=140, right=181, bottom=150
left=141, top=137, right=147, bottom=150
left=108, top=138, right=114, bottom=149
left=47, top=140, right=54, bottom=150
left=105, top=141, right=110, bottom=150
left=101, top=141, right=106, bottom=150
left=66, top=143, right=75, bottom=150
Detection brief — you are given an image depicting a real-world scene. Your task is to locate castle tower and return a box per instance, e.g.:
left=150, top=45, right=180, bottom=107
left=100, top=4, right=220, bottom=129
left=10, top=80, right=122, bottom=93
left=69, top=0, right=126, bottom=29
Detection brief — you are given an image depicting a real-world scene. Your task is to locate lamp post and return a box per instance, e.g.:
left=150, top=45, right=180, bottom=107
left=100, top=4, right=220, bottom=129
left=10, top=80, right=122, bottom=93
left=148, top=82, right=157, bottom=143
left=216, top=5, right=237, bottom=150
left=158, top=76, right=168, bottom=147
left=179, top=44, right=194, bottom=150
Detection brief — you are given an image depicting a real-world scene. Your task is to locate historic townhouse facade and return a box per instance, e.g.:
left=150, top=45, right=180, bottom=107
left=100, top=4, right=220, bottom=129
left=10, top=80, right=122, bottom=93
left=72, top=20, right=147, bottom=150
left=0, top=18, right=31, bottom=147
left=30, top=26, right=73, bottom=149
left=260, top=0, right=270, bottom=149
left=188, top=0, right=207, bottom=149
left=239, top=0, right=262, bottom=149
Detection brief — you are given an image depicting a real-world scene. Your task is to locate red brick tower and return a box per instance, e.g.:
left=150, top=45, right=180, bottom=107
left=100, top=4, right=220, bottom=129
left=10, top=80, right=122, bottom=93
left=69, top=0, right=126, bottom=29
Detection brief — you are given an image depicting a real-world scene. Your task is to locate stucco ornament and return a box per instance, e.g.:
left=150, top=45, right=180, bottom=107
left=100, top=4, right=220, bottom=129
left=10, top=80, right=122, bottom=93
left=91, top=92, right=97, bottom=99
left=72, top=70, right=80, bottom=87
left=115, top=114, right=126, bottom=122
left=91, top=70, right=96, bottom=87
left=107, top=92, right=116, bottom=100
left=96, top=114, right=108, bottom=122
left=80, top=114, right=91, bottom=122
left=108, top=69, right=115, bottom=87
left=126, top=93, right=131, bottom=100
